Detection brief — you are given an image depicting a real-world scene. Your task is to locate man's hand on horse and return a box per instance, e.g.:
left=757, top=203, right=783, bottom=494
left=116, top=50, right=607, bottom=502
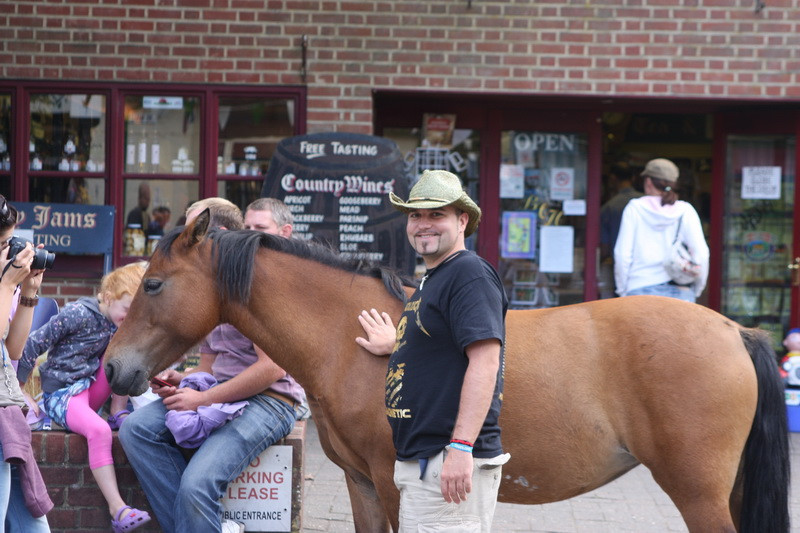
left=440, top=447, right=473, bottom=504
left=355, top=308, right=396, bottom=356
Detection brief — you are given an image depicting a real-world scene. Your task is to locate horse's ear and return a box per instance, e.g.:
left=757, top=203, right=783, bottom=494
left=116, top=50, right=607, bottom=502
left=185, top=208, right=211, bottom=247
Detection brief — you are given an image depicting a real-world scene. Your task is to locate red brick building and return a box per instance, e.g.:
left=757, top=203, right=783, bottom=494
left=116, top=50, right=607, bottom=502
left=2, top=0, right=800, bottom=341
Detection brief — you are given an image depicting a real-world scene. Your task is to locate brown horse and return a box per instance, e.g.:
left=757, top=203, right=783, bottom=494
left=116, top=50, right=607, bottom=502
left=105, top=211, right=789, bottom=533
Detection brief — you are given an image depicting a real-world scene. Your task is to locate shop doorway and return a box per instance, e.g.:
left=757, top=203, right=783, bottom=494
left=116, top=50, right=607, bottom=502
left=598, top=111, right=713, bottom=305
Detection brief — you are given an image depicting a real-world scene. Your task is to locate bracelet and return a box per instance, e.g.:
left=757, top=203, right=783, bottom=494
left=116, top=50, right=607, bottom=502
left=450, top=438, right=474, bottom=447
left=448, top=442, right=473, bottom=453
left=19, top=295, right=39, bottom=308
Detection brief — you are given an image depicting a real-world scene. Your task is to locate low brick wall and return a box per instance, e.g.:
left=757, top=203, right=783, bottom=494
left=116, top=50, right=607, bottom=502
left=31, top=421, right=306, bottom=532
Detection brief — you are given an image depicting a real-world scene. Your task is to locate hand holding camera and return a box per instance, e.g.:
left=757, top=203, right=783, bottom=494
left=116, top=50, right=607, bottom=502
left=1, top=237, right=53, bottom=292
left=7, top=236, right=55, bottom=270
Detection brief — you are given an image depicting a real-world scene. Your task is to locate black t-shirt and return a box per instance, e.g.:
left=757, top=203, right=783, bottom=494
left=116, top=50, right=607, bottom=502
left=386, top=250, right=508, bottom=461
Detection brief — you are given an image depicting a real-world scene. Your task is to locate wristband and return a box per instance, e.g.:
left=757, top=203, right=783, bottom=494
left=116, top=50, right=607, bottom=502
left=450, top=438, right=474, bottom=448
left=19, top=295, right=39, bottom=308
left=448, top=442, right=473, bottom=453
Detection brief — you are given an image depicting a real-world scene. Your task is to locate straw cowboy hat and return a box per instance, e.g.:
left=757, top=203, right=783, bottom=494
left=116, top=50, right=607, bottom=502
left=389, top=169, right=482, bottom=236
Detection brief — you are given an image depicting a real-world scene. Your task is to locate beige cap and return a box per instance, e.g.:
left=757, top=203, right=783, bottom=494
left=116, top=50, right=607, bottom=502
left=641, top=158, right=679, bottom=183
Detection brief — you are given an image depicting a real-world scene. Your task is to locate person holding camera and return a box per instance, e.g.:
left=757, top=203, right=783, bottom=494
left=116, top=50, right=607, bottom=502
left=0, top=195, right=51, bottom=532
left=16, top=262, right=150, bottom=533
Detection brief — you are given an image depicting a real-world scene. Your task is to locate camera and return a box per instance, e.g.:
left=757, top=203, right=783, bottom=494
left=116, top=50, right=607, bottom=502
left=7, top=236, right=55, bottom=270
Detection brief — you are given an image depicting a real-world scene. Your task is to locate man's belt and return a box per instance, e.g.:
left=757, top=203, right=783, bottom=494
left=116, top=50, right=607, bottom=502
left=263, top=389, right=297, bottom=410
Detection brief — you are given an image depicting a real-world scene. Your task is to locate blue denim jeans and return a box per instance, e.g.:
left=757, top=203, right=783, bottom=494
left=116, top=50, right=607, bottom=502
left=119, top=394, right=295, bottom=533
left=0, top=444, right=50, bottom=533
left=627, top=282, right=695, bottom=303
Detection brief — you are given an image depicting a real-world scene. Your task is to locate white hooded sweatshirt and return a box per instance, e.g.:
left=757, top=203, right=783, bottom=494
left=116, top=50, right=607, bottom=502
left=613, top=195, right=709, bottom=297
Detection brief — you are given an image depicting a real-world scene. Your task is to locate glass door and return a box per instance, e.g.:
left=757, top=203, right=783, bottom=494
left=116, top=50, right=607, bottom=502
left=722, top=134, right=796, bottom=346
left=498, top=130, right=589, bottom=309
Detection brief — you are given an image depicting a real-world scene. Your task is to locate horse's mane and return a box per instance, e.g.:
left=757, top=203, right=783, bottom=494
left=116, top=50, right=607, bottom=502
left=158, top=227, right=412, bottom=305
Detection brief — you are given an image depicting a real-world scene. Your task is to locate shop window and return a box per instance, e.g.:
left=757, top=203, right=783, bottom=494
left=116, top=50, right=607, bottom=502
left=29, top=94, right=106, bottom=173
left=499, top=130, right=588, bottom=309
left=124, top=95, right=201, bottom=175
left=382, top=124, right=481, bottom=276
left=29, top=176, right=105, bottom=205
left=0, top=82, right=304, bottom=271
left=217, top=97, right=294, bottom=177
left=722, top=135, right=796, bottom=345
left=122, top=178, right=199, bottom=257
left=216, top=97, right=295, bottom=211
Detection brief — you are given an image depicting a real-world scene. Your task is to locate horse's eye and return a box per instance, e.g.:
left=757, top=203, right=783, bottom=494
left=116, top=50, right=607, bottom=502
left=143, top=278, right=163, bottom=295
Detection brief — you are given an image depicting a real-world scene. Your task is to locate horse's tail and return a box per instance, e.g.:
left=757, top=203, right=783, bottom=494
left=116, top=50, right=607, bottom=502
left=739, top=328, right=790, bottom=533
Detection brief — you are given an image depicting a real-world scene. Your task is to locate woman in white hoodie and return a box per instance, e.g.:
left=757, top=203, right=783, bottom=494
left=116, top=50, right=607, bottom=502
left=614, top=158, right=709, bottom=303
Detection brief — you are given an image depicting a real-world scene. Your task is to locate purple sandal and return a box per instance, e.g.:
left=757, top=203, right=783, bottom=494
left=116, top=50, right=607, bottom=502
left=107, top=410, right=130, bottom=431
left=111, top=506, right=151, bottom=532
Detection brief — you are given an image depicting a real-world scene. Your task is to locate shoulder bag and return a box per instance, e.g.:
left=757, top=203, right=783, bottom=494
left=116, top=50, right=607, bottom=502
left=663, top=215, right=700, bottom=286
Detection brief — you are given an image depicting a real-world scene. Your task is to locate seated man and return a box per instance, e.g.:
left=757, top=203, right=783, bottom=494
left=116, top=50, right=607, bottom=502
left=119, top=197, right=304, bottom=533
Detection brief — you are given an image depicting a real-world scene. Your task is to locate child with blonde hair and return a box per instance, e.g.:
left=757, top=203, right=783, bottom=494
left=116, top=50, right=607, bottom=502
left=17, top=262, right=151, bottom=532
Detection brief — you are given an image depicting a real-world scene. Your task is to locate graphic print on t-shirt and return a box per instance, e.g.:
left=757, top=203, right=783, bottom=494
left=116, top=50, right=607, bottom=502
left=385, top=362, right=409, bottom=418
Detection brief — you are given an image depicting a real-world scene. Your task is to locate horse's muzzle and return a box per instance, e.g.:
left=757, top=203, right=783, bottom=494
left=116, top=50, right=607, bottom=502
left=105, top=358, right=150, bottom=397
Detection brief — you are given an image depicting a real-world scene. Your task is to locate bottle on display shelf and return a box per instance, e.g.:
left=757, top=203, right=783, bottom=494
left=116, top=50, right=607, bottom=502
left=150, top=123, right=160, bottom=174
left=64, top=134, right=80, bottom=172
left=137, top=124, right=148, bottom=173
left=29, top=138, right=42, bottom=171
left=123, top=224, right=146, bottom=256
left=126, top=123, right=137, bottom=173
left=146, top=235, right=161, bottom=256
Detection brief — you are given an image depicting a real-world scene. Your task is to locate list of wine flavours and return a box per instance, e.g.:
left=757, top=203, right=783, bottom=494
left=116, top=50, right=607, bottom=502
left=283, top=194, right=384, bottom=262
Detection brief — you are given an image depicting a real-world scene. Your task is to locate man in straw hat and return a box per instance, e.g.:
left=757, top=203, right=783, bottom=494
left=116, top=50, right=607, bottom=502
left=357, top=169, right=510, bottom=532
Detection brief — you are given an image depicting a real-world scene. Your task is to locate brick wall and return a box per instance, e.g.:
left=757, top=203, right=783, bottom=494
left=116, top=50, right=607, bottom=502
left=39, top=277, right=101, bottom=308
left=32, top=421, right=306, bottom=532
left=2, top=0, right=799, bottom=134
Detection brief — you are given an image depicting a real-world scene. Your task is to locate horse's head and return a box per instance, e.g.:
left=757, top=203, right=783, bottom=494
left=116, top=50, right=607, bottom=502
left=105, top=210, right=222, bottom=395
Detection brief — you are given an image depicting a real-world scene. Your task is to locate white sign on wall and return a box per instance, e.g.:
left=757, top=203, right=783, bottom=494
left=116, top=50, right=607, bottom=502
left=741, top=166, right=781, bottom=200
left=221, top=445, right=293, bottom=532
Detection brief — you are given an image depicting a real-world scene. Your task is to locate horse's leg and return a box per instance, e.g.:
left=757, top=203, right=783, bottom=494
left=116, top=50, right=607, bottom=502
left=641, top=440, right=740, bottom=532
left=635, top=406, right=745, bottom=533
left=308, top=398, right=393, bottom=532
left=343, top=471, right=393, bottom=533
left=729, top=463, right=745, bottom=530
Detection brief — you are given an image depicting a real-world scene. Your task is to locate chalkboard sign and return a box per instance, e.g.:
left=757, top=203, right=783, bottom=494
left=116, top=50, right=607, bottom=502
left=260, top=133, right=415, bottom=275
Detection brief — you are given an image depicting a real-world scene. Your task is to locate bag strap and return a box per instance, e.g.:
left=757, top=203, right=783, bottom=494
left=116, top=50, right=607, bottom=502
left=672, top=215, right=684, bottom=245
left=2, top=346, right=14, bottom=396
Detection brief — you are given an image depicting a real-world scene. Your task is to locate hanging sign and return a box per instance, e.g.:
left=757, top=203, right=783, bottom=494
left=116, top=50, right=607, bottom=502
left=13, top=202, right=114, bottom=255
left=260, top=132, right=415, bottom=274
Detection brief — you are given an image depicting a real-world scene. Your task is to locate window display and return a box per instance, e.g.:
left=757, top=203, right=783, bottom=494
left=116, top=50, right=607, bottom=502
left=28, top=93, right=106, bottom=172
left=216, top=97, right=294, bottom=178
left=124, top=95, right=200, bottom=175
left=122, top=179, right=199, bottom=257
